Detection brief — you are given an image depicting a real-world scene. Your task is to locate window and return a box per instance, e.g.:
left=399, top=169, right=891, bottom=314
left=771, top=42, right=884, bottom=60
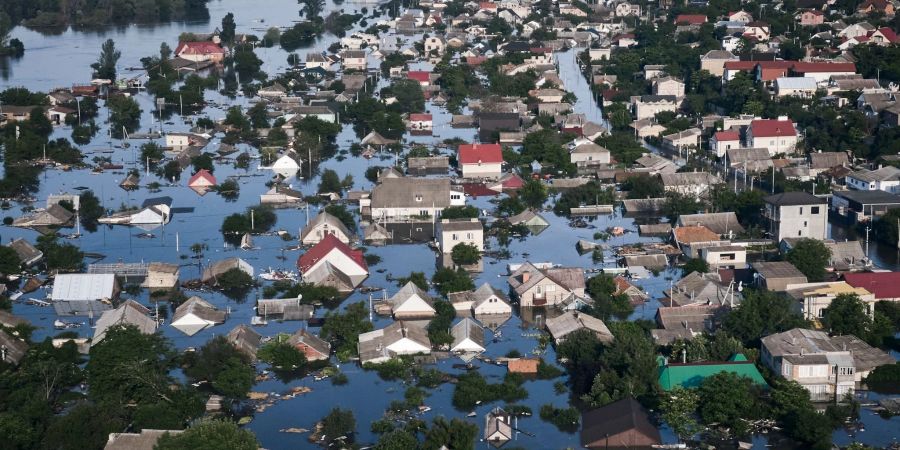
left=452, top=233, right=458, bottom=240
left=466, top=233, right=473, bottom=239
left=811, top=207, right=820, bottom=214
left=799, top=207, right=803, bottom=214
left=798, top=230, right=802, bottom=236
left=415, top=195, right=423, bottom=202
left=804, top=221, right=807, bottom=227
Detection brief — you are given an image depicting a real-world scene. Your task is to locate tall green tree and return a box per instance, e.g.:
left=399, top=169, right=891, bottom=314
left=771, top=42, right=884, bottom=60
left=722, top=289, right=808, bottom=346
left=155, top=419, right=259, bottom=450
left=660, top=386, right=700, bottom=442
left=220, top=13, right=236, bottom=44
left=697, top=372, right=761, bottom=436
left=785, top=238, right=831, bottom=282
left=92, top=39, right=121, bottom=80
left=519, top=179, right=548, bottom=209
left=300, top=0, right=325, bottom=20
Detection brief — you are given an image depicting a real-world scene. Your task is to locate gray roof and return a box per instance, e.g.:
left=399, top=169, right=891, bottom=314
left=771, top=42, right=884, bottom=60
left=809, top=152, right=849, bottom=169
left=775, top=77, right=818, bottom=90
left=408, top=156, right=449, bottom=170
left=0, top=310, right=27, bottom=328
left=93, top=300, right=157, bottom=344
left=832, top=189, right=900, bottom=205
left=371, top=178, right=452, bottom=209
left=666, top=271, right=740, bottom=307
left=287, top=329, right=331, bottom=357
left=104, top=430, right=182, bottom=450
left=51, top=274, right=117, bottom=301
left=507, top=209, right=550, bottom=227
left=8, top=238, right=43, bottom=265
left=753, top=261, right=807, bottom=279
left=202, top=257, right=252, bottom=282
left=655, top=305, right=718, bottom=331
left=358, top=321, right=431, bottom=363
left=300, top=211, right=355, bottom=242
left=660, top=172, right=720, bottom=187
left=762, top=328, right=894, bottom=372
left=440, top=218, right=482, bottom=232
left=849, top=165, right=900, bottom=183
left=451, top=318, right=486, bottom=351
left=624, top=254, right=669, bottom=268
left=676, top=212, right=745, bottom=235
left=702, top=50, right=737, bottom=60
left=172, top=296, right=226, bottom=324
left=764, top=191, right=827, bottom=206
left=471, top=283, right=510, bottom=309
left=0, top=329, right=28, bottom=365
left=509, top=262, right=585, bottom=296
left=545, top=310, right=613, bottom=343
left=639, top=95, right=677, bottom=103
left=226, top=324, right=262, bottom=360
left=389, top=281, right=435, bottom=311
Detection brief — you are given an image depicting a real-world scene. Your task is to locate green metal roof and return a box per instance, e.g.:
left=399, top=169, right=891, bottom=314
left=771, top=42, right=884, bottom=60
left=657, top=354, right=768, bottom=390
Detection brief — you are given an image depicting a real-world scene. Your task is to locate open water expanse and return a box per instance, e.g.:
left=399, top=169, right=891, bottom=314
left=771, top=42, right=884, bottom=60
left=1, top=1, right=898, bottom=448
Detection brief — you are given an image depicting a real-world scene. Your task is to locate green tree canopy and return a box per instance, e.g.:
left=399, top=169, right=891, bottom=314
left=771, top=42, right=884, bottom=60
left=697, top=371, right=763, bottom=436
left=155, top=419, right=259, bottom=450
left=785, top=238, right=831, bottom=282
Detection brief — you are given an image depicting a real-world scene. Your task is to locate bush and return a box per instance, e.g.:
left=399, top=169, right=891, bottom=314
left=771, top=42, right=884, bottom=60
left=450, top=242, right=481, bottom=266
left=539, top=404, right=579, bottom=432
left=452, top=372, right=527, bottom=409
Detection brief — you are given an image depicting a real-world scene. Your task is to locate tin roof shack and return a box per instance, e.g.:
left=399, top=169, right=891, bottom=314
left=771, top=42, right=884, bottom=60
left=104, top=429, right=183, bottom=450
left=226, top=324, right=262, bottom=361
left=142, top=262, right=179, bottom=290
left=256, top=297, right=315, bottom=321
left=581, top=398, right=661, bottom=449
left=357, top=321, right=432, bottom=365
left=287, top=329, right=331, bottom=362
left=507, top=209, right=550, bottom=235
left=260, top=185, right=305, bottom=206
left=664, top=271, right=741, bottom=307
left=658, top=353, right=768, bottom=390
left=676, top=212, right=745, bottom=237
left=752, top=261, right=808, bottom=292
left=171, top=297, right=226, bottom=336
left=0, top=330, right=28, bottom=365
left=389, top=281, right=437, bottom=319
left=12, top=204, right=74, bottom=229
left=7, top=238, right=43, bottom=267
left=300, top=211, right=355, bottom=246
left=92, top=300, right=157, bottom=345
left=51, top=273, right=120, bottom=316
left=761, top=328, right=894, bottom=400
left=545, top=310, right=614, bottom=345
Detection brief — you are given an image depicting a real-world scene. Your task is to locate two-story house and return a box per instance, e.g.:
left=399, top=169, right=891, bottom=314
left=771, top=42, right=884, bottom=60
left=763, top=192, right=828, bottom=241
left=846, top=165, right=900, bottom=194
left=508, top=262, right=586, bottom=307
left=747, top=118, right=798, bottom=156
left=367, top=178, right=465, bottom=221
left=438, top=218, right=484, bottom=254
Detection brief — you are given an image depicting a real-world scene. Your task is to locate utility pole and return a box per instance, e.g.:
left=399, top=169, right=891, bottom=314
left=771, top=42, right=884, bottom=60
left=865, top=225, right=870, bottom=258
left=251, top=209, right=255, bottom=230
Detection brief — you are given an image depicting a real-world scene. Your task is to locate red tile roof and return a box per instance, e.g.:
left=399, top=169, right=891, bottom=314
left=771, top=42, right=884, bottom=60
left=843, top=272, right=900, bottom=299
left=500, top=173, right=525, bottom=189
left=297, top=234, right=367, bottom=274
left=407, top=71, right=431, bottom=83
left=479, top=1, right=497, bottom=9
left=724, top=61, right=758, bottom=71
left=175, top=41, right=224, bottom=56
left=459, top=143, right=503, bottom=164
left=465, top=56, right=487, bottom=66
left=409, top=113, right=432, bottom=122
left=875, top=27, right=900, bottom=43
left=675, top=14, right=708, bottom=25
left=673, top=226, right=720, bottom=244
left=791, top=62, right=856, bottom=74
left=714, top=131, right=740, bottom=141
left=751, top=119, right=797, bottom=138
left=188, top=169, right=217, bottom=187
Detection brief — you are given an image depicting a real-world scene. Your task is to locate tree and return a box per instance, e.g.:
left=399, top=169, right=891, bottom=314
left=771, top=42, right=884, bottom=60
left=397, top=272, right=429, bottom=291
left=785, top=238, right=831, bottom=282
left=36, top=235, right=84, bottom=273
left=375, top=430, right=418, bottom=450
left=580, top=322, right=657, bottom=407
left=92, top=39, right=121, bottom=80
left=155, top=419, right=259, bottom=450
left=192, top=153, right=214, bottom=173
left=321, top=302, right=374, bottom=359
left=321, top=408, right=355, bottom=446
left=519, top=179, right=548, bottom=209
left=300, top=0, right=326, bottom=20
left=182, top=336, right=255, bottom=398
left=722, top=289, right=808, bottom=346
left=451, top=243, right=480, bottom=266
left=585, top=274, right=634, bottom=321
left=697, top=372, right=761, bottom=436
left=220, top=13, right=236, bottom=44
left=324, top=204, right=356, bottom=231
left=661, top=386, right=700, bottom=442
left=215, top=268, right=254, bottom=292
left=623, top=174, right=664, bottom=199
left=820, top=293, right=892, bottom=347
left=440, top=205, right=479, bottom=220
left=431, top=267, right=474, bottom=297
left=106, top=95, right=142, bottom=137
left=257, top=334, right=308, bottom=372
left=318, top=169, right=343, bottom=194
left=422, top=417, right=478, bottom=450
left=0, top=246, right=22, bottom=276
left=681, top=258, right=708, bottom=276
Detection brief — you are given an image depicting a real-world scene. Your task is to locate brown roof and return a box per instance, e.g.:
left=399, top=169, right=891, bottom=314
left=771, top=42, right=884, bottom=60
left=672, top=225, right=720, bottom=244
left=508, top=358, right=539, bottom=373
left=581, top=398, right=661, bottom=448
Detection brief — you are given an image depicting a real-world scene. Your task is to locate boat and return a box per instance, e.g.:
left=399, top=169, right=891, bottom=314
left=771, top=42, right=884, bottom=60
left=259, top=268, right=298, bottom=282
left=54, top=319, right=82, bottom=330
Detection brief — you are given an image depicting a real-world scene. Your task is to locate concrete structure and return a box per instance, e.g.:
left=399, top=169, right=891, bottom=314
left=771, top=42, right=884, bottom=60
left=763, top=192, right=828, bottom=241
left=747, top=119, right=799, bottom=155
left=846, top=166, right=900, bottom=194
left=761, top=328, right=894, bottom=400
left=438, top=218, right=484, bottom=254
left=367, top=178, right=465, bottom=221
left=752, top=261, right=809, bottom=292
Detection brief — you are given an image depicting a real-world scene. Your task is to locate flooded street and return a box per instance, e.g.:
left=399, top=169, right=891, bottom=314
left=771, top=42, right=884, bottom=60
left=1, top=1, right=898, bottom=449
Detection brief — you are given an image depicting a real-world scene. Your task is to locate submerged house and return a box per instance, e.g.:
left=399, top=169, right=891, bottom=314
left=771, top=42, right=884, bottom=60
left=357, top=321, right=431, bottom=364
left=389, top=281, right=436, bottom=319
left=51, top=273, right=120, bottom=316
left=297, top=234, right=368, bottom=292
left=202, top=257, right=254, bottom=285
left=545, top=310, right=614, bottom=344
left=657, top=353, right=767, bottom=390
left=300, top=211, right=355, bottom=245
left=450, top=318, right=486, bottom=355
left=581, top=398, right=661, bottom=449
left=508, top=262, right=586, bottom=307
left=92, top=300, right=157, bottom=345
left=287, top=329, right=331, bottom=362
left=226, top=324, right=262, bottom=361
left=171, top=296, right=226, bottom=336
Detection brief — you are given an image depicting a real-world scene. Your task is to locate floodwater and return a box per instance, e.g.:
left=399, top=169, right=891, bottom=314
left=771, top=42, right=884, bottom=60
left=1, top=1, right=897, bottom=448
